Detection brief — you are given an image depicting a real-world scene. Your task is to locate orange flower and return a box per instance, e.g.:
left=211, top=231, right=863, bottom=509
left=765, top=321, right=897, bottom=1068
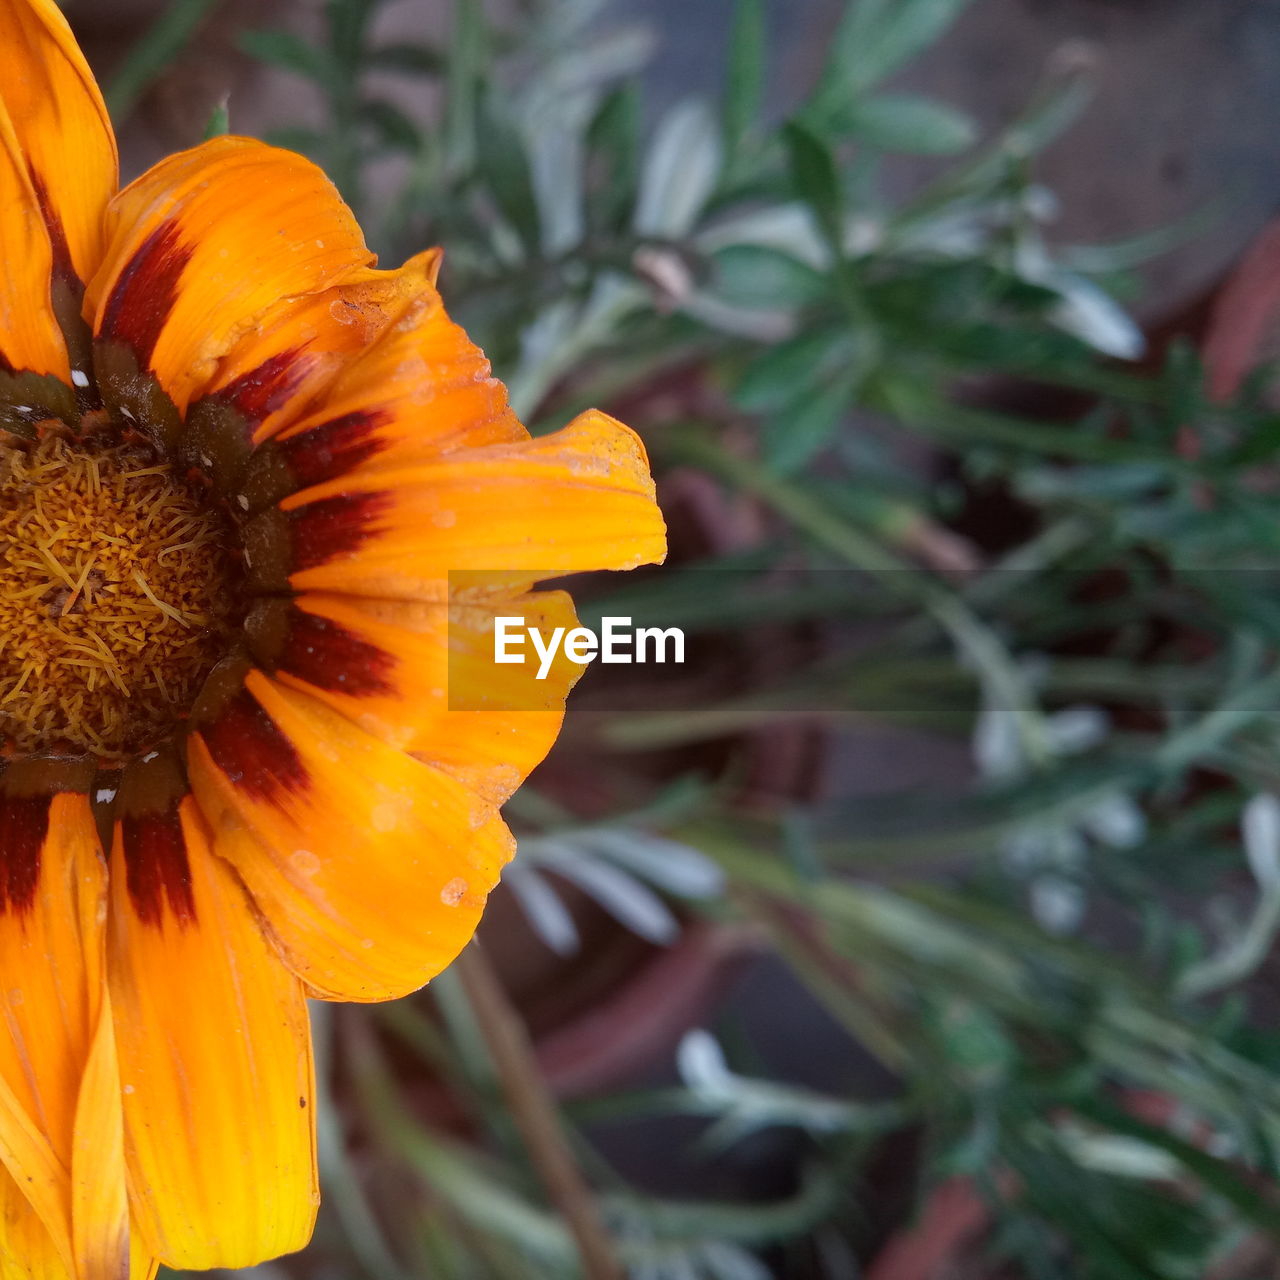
left=0, top=3, right=666, bottom=1276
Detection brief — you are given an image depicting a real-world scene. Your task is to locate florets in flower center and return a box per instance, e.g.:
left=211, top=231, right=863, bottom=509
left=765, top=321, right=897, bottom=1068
left=0, top=430, right=240, bottom=758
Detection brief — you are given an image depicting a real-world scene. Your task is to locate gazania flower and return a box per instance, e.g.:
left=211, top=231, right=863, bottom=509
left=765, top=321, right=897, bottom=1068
left=0, top=3, right=666, bottom=1276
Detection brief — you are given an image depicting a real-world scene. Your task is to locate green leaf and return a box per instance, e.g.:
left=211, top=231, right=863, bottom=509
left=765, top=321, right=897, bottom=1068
left=734, top=329, right=848, bottom=413
left=781, top=120, right=843, bottom=248
left=358, top=99, right=423, bottom=153
left=264, top=126, right=325, bottom=156
left=586, top=84, right=642, bottom=233
left=762, top=375, right=855, bottom=474
left=105, top=0, right=221, bottom=120
left=202, top=99, right=230, bottom=140
left=723, top=0, right=765, bottom=158
left=367, top=42, right=446, bottom=75
left=634, top=101, right=723, bottom=237
left=842, top=94, right=977, bottom=154
left=444, top=0, right=486, bottom=171
left=477, top=92, right=542, bottom=252
left=326, top=0, right=379, bottom=72
left=240, top=29, right=337, bottom=87
left=712, top=245, right=827, bottom=309
left=812, top=0, right=971, bottom=105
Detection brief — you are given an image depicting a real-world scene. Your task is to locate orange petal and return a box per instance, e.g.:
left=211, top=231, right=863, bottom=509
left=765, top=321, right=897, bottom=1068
left=232, top=282, right=526, bottom=511
left=0, top=104, right=70, bottom=381
left=0, top=771, right=112, bottom=1277
left=0, top=0, right=116, bottom=287
left=0, top=1169, right=70, bottom=1279
left=71, top=999, right=128, bottom=1280
left=107, top=759, right=316, bottom=1270
left=186, top=668, right=514, bottom=1000
left=181, top=249, right=445, bottom=489
left=86, top=136, right=374, bottom=430
left=243, top=589, right=584, bottom=803
left=243, top=408, right=667, bottom=598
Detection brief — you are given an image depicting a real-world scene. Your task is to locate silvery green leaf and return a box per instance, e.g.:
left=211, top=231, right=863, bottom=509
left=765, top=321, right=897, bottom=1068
left=503, top=860, right=581, bottom=956
left=1048, top=273, right=1145, bottom=360
left=536, top=26, right=655, bottom=102
left=1003, top=822, right=1053, bottom=869
left=539, top=850, right=680, bottom=945
left=842, top=94, right=977, bottom=155
left=1045, top=705, right=1109, bottom=755
left=676, top=1029, right=734, bottom=1096
left=679, top=291, right=796, bottom=341
left=973, top=706, right=1023, bottom=780
left=696, top=203, right=829, bottom=269
left=1081, top=792, right=1146, bottom=849
left=697, top=1240, right=773, bottom=1280
left=1013, top=240, right=1144, bottom=359
left=584, top=829, right=726, bottom=898
left=528, top=126, right=585, bottom=254
left=1030, top=873, right=1084, bottom=935
left=1056, top=1122, right=1181, bottom=1180
left=812, top=0, right=970, bottom=102
left=1244, top=793, right=1280, bottom=891
left=634, top=100, right=723, bottom=237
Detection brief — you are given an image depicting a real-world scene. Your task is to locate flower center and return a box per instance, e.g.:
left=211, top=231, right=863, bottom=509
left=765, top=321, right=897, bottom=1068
left=0, top=430, right=240, bottom=759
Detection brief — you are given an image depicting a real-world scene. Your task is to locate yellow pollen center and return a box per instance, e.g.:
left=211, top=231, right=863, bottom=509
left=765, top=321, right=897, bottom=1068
left=0, top=432, right=240, bottom=758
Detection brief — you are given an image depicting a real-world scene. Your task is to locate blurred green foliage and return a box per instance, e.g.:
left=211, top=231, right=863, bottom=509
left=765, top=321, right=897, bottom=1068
left=126, top=0, right=1280, bottom=1275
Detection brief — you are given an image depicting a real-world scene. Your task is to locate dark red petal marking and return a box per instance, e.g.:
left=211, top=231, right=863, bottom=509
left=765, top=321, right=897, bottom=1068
left=289, top=490, right=394, bottom=573
left=27, top=171, right=76, bottom=286
left=280, top=606, right=397, bottom=696
left=0, top=794, right=49, bottom=916
left=99, top=220, right=195, bottom=367
left=199, top=687, right=309, bottom=804
left=214, top=348, right=309, bottom=425
left=278, top=409, right=390, bottom=487
left=121, top=808, right=196, bottom=929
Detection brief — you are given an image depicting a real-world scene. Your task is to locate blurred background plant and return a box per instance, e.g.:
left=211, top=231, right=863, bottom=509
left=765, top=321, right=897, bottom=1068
left=82, top=0, right=1280, bottom=1275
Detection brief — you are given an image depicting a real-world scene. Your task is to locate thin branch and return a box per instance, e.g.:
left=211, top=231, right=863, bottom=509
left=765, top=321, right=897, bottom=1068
left=453, top=942, right=624, bottom=1280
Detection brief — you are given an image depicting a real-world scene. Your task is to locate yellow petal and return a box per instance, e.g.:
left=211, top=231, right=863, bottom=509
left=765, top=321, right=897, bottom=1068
left=244, top=408, right=667, bottom=598
left=186, top=669, right=514, bottom=1000
left=86, top=136, right=374, bottom=427
left=108, top=773, right=316, bottom=1270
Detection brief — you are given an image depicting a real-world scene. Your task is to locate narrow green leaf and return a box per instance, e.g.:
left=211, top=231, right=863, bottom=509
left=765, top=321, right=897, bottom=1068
left=735, top=329, right=847, bottom=413
left=634, top=100, right=723, bottom=237
left=477, top=91, right=542, bottom=252
left=812, top=0, right=971, bottom=107
left=781, top=120, right=843, bottom=248
left=326, top=0, right=379, bottom=73
left=444, top=0, right=486, bottom=171
left=264, top=126, right=325, bottom=156
left=586, top=84, right=642, bottom=233
left=762, top=375, right=855, bottom=474
left=843, top=94, right=977, bottom=155
left=368, top=42, right=446, bottom=74
left=240, top=29, right=337, bottom=87
left=723, top=0, right=766, bottom=158
left=202, top=99, right=230, bottom=140
left=712, top=245, right=827, bottom=309
left=358, top=99, right=423, bottom=153
left=105, top=0, right=221, bottom=120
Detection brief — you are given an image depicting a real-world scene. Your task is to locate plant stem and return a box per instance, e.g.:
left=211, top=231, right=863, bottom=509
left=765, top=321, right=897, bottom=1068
left=453, top=943, right=623, bottom=1280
